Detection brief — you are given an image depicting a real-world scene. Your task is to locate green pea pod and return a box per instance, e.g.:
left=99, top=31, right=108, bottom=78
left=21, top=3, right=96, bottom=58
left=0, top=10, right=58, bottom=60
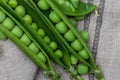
left=27, top=0, right=91, bottom=67
left=0, top=6, right=61, bottom=79
left=70, top=0, right=80, bottom=8
left=56, top=1, right=97, bottom=16
left=43, top=0, right=104, bottom=79
left=0, top=25, right=61, bottom=80
left=28, top=0, right=104, bottom=79
left=67, top=2, right=97, bottom=16
left=19, top=0, right=71, bottom=69
left=0, top=0, right=71, bottom=69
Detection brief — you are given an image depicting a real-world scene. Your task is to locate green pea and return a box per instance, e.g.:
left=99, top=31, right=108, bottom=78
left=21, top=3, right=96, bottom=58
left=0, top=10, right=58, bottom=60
left=78, top=49, right=89, bottom=60
left=71, top=70, right=78, bottom=77
left=37, top=52, right=46, bottom=62
left=43, top=36, right=51, bottom=44
left=8, top=0, right=18, bottom=8
left=37, top=0, right=49, bottom=10
left=49, top=41, right=57, bottom=51
left=77, top=64, right=89, bottom=75
left=0, top=32, right=7, bottom=40
left=0, top=10, right=6, bottom=23
left=80, top=31, right=89, bottom=42
left=55, top=49, right=63, bottom=58
left=31, top=23, right=38, bottom=31
left=11, top=26, right=23, bottom=38
left=2, top=17, right=15, bottom=30
left=23, top=14, right=32, bottom=24
left=20, top=34, right=31, bottom=45
left=71, top=39, right=82, bottom=51
left=28, top=43, right=39, bottom=54
left=15, top=5, right=26, bottom=17
left=69, top=18, right=77, bottom=26
left=49, top=11, right=61, bottom=23
left=37, top=29, right=45, bottom=37
left=55, top=21, right=68, bottom=34
left=64, top=30, right=76, bottom=42
left=70, top=55, right=78, bottom=65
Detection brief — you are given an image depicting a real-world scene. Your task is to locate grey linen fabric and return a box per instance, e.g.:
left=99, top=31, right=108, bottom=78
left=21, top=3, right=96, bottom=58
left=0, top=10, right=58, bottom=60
left=0, top=0, right=120, bottom=80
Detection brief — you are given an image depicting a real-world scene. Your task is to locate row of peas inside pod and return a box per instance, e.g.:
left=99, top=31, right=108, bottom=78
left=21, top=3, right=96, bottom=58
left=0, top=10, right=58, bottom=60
left=0, top=7, right=59, bottom=79
left=0, top=0, right=104, bottom=80
left=33, top=0, right=104, bottom=79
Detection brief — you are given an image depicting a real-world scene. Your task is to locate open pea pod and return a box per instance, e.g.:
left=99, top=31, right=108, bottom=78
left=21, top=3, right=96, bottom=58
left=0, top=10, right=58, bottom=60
left=0, top=0, right=71, bottom=69
left=27, top=0, right=93, bottom=67
left=0, top=7, right=60, bottom=80
left=25, top=0, right=92, bottom=66
left=16, top=0, right=71, bottom=69
left=27, top=0, right=104, bottom=80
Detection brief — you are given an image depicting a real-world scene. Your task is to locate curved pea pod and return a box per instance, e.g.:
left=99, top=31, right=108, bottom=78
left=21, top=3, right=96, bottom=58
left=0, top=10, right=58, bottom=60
left=0, top=7, right=60, bottom=79
left=0, top=25, right=60, bottom=79
left=28, top=0, right=92, bottom=67
left=24, top=0, right=91, bottom=66
left=0, top=0, right=71, bottom=69
left=27, top=0, right=104, bottom=80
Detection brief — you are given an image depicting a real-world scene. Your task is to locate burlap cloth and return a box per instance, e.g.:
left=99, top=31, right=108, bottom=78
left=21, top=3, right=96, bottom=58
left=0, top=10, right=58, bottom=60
left=0, top=0, right=120, bottom=80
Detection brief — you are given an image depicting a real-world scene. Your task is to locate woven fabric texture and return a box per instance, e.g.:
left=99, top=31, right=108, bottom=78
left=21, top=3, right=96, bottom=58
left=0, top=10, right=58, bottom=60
left=0, top=0, right=120, bottom=80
